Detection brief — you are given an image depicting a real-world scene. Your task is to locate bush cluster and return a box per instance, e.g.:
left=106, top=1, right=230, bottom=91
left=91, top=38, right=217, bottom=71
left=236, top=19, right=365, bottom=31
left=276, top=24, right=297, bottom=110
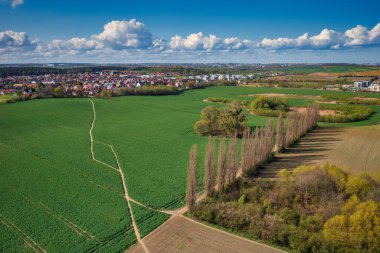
left=250, top=96, right=289, bottom=117
left=193, top=103, right=248, bottom=136
left=193, top=164, right=380, bottom=253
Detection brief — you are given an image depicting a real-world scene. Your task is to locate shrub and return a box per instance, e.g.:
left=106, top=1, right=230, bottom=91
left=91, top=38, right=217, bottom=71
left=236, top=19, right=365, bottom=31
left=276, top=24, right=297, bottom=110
left=53, top=86, right=64, bottom=98
left=280, top=208, right=300, bottom=226
left=237, top=194, right=246, bottom=205
left=345, top=175, right=373, bottom=198
left=323, top=200, right=380, bottom=251
left=206, top=97, right=233, bottom=103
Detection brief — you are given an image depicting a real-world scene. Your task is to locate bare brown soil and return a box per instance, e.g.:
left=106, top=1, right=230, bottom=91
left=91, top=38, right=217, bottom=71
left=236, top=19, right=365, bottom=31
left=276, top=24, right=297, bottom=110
left=127, top=215, right=285, bottom=253
left=291, top=107, right=336, bottom=116
left=260, top=126, right=380, bottom=181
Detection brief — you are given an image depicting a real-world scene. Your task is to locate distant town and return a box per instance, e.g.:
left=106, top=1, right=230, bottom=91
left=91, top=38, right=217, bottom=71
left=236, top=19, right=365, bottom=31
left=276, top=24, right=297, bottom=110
left=0, top=70, right=254, bottom=97
left=1, top=64, right=379, bottom=98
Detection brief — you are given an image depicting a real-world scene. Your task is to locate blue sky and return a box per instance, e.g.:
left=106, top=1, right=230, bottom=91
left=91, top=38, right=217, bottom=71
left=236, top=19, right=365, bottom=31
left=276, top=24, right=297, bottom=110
left=1, top=0, right=380, bottom=63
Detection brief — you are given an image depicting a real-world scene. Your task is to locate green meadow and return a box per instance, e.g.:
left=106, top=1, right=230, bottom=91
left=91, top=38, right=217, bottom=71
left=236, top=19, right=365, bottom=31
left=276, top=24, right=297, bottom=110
left=1, top=86, right=379, bottom=251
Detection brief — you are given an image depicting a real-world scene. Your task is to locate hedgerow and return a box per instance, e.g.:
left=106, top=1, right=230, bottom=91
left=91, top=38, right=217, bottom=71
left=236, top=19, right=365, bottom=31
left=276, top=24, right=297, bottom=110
left=319, top=104, right=373, bottom=123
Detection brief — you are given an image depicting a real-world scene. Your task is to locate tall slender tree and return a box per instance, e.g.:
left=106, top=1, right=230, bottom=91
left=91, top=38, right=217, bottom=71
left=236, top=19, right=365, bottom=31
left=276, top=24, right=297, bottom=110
left=186, top=144, right=198, bottom=211
left=276, top=112, right=284, bottom=152
left=204, top=136, right=215, bottom=197
left=239, top=128, right=250, bottom=176
left=227, top=134, right=239, bottom=184
left=216, top=137, right=227, bottom=191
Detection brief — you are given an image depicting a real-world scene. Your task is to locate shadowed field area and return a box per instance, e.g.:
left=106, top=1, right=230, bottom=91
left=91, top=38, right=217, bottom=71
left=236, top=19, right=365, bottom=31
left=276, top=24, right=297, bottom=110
left=261, top=125, right=380, bottom=181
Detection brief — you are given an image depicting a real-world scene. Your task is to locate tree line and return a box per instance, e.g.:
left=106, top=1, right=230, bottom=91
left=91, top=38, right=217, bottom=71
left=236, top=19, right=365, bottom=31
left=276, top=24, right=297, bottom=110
left=186, top=103, right=320, bottom=210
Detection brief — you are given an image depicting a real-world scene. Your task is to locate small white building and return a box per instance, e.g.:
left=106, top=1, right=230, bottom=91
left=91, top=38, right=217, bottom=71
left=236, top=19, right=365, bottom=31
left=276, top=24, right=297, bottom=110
left=368, top=82, right=380, bottom=92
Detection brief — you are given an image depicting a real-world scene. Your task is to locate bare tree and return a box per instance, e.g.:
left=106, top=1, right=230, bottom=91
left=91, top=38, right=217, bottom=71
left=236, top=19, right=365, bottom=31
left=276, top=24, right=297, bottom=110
left=217, top=137, right=227, bottom=191
left=276, top=113, right=284, bottom=152
left=239, top=128, right=250, bottom=176
left=226, top=134, right=239, bottom=184
left=204, top=136, right=215, bottom=197
left=284, top=103, right=319, bottom=148
left=186, top=144, right=198, bottom=210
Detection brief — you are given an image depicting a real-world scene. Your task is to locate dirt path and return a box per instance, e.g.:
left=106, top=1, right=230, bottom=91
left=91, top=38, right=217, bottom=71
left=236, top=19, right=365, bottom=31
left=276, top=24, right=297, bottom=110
left=88, top=99, right=119, bottom=172
left=0, top=213, right=46, bottom=253
left=88, top=99, right=149, bottom=253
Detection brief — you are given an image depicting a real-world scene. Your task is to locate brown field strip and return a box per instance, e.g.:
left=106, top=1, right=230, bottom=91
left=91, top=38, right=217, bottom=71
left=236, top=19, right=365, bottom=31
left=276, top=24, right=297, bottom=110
left=127, top=215, right=285, bottom=253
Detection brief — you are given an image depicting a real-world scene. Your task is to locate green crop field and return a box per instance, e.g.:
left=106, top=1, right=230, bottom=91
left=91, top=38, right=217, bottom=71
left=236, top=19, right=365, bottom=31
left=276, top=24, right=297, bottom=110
left=1, top=86, right=380, bottom=252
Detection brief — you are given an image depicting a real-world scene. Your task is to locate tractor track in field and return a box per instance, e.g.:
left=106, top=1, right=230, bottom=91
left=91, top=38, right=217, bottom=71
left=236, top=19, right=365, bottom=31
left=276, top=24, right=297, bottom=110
left=6, top=186, right=97, bottom=241
left=0, top=213, right=46, bottom=253
left=88, top=99, right=150, bottom=253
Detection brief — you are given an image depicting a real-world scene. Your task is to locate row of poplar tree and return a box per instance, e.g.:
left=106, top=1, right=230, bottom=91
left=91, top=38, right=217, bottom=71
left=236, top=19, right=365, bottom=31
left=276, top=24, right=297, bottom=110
left=186, top=103, right=320, bottom=210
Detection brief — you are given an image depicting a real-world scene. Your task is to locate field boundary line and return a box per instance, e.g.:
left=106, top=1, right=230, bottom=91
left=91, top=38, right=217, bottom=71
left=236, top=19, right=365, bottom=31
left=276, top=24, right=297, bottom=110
left=0, top=213, right=46, bottom=253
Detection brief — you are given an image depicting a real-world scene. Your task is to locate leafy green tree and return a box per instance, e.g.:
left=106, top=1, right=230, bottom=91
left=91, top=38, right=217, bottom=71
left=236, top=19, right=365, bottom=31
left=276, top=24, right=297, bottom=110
left=194, top=104, right=247, bottom=136
left=219, top=102, right=247, bottom=136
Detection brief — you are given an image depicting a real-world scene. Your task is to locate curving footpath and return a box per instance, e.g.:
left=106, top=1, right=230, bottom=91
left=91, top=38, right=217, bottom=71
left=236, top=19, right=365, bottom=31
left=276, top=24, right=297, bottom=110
left=88, top=99, right=150, bottom=253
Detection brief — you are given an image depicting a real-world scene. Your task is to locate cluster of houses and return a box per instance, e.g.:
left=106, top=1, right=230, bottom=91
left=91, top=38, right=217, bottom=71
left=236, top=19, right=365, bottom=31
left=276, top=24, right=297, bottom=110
left=0, top=70, right=254, bottom=95
left=343, top=80, right=380, bottom=92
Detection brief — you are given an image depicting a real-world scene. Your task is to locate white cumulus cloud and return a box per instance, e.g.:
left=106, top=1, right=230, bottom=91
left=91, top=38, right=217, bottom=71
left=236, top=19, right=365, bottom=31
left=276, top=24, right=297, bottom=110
left=344, top=23, right=380, bottom=46
left=1, top=20, right=380, bottom=62
left=169, top=32, right=255, bottom=51
left=261, top=23, right=380, bottom=50
left=0, top=30, right=38, bottom=53
left=48, top=38, right=102, bottom=52
left=261, top=29, right=343, bottom=50
left=93, top=19, right=153, bottom=49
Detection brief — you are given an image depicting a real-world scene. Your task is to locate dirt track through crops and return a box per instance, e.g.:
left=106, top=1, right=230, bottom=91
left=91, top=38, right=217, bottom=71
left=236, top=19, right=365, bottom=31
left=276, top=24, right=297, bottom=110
left=88, top=99, right=149, bottom=253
